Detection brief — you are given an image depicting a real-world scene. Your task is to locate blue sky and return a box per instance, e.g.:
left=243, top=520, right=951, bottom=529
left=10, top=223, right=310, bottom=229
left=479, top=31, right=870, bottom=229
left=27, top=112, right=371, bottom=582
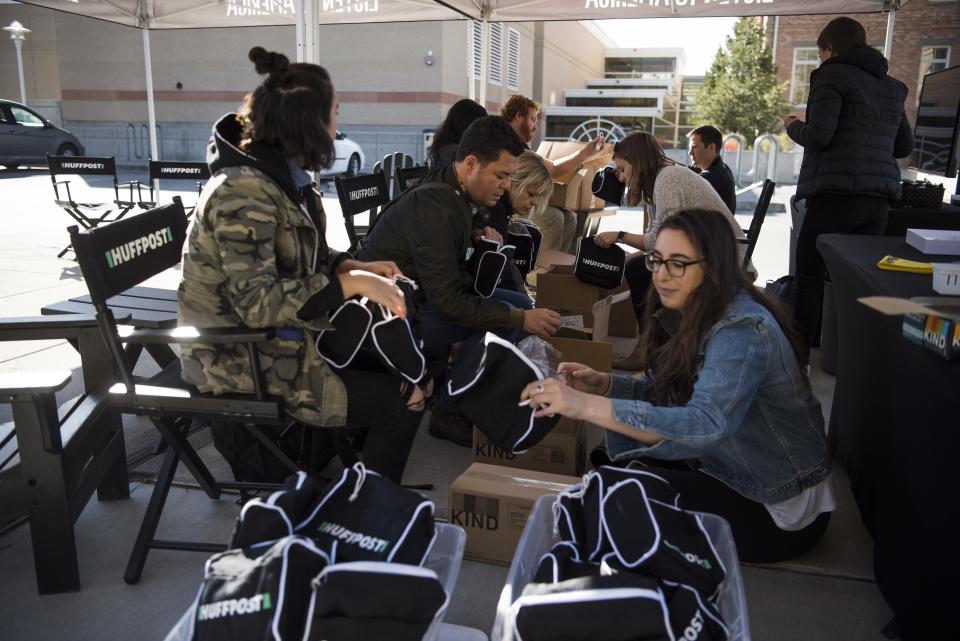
left=594, top=17, right=739, bottom=75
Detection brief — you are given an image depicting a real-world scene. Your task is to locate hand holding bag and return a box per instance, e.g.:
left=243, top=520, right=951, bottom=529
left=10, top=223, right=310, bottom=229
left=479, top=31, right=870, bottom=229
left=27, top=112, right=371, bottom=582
left=469, top=237, right=516, bottom=298
left=315, top=276, right=426, bottom=384
left=576, top=236, right=625, bottom=289
left=507, top=220, right=542, bottom=277
left=446, top=333, right=561, bottom=454
left=592, top=166, right=625, bottom=205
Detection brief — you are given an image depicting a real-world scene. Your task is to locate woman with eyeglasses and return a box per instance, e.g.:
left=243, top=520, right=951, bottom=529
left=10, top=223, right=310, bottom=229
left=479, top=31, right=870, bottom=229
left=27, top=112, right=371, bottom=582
left=521, top=209, right=834, bottom=563
left=591, top=132, right=747, bottom=369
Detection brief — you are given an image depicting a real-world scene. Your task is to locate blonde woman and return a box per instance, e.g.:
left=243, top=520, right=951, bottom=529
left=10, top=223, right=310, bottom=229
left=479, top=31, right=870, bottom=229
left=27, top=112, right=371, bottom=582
left=484, top=150, right=554, bottom=294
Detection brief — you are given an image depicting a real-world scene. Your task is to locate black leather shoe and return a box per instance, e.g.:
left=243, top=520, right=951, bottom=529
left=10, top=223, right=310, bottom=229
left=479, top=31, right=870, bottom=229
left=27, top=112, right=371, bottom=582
left=427, top=400, right=473, bottom=447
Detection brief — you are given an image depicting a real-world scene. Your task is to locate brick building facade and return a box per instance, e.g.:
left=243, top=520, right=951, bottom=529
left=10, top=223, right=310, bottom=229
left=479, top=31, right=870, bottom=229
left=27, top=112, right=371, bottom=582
left=764, top=0, right=960, bottom=123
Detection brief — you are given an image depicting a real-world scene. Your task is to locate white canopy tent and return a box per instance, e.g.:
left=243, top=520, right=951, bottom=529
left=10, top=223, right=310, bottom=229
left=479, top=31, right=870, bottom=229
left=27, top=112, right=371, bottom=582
left=14, top=0, right=908, bottom=163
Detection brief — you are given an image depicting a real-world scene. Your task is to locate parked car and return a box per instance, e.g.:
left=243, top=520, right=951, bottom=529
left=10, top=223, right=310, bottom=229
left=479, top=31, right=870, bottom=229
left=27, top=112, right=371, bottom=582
left=318, top=130, right=364, bottom=177
left=0, top=99, right=85, bottom=170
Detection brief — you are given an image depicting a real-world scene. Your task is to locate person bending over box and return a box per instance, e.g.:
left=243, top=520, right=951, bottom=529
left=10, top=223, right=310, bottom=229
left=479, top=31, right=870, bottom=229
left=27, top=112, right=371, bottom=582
left=358, top=116, right=561, bottom=446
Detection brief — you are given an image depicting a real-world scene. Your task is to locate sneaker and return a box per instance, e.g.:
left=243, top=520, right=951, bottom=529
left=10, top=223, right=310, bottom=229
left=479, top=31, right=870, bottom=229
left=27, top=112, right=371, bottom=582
left=428, top=399, right=473, bottom=447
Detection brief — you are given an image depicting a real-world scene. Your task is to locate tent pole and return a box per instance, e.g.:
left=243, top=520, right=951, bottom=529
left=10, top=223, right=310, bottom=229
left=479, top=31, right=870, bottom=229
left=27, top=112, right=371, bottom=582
left=142, top=26, right=158, bottom=192
left=295, top=0, right=305, bottom=63
left=467, top=20, right=476, bottom=101
left=478, top=17, right=489, bottom=109
left=307, top=0, right=319, bottom=64
left=883, top=10, right=895, bottom=60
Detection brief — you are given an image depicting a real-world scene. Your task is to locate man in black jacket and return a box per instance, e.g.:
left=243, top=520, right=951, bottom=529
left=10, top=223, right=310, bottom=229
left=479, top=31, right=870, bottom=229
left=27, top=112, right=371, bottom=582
left=785, top=16, right=913, bottom=348
left=359, top=116, right=561, bottom=445
left=688, top=124, right=737, bottom=214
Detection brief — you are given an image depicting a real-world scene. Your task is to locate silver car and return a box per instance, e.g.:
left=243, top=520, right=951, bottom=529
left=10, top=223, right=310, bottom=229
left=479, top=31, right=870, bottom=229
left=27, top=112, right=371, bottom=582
left=0, top=99, right=85, bottom=170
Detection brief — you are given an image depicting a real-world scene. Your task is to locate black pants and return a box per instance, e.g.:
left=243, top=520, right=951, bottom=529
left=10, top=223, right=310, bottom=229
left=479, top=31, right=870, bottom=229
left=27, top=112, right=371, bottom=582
left=794, top=194, right=887, bottom=347
left=624, top=253, right=653, bottom=325
left=321, top=368, right=422, bottom=484
left=638, top=459, right=831, bottom=564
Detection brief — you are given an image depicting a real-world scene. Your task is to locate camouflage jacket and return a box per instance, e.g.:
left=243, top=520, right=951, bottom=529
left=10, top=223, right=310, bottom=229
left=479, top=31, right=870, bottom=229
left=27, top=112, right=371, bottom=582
left=178, top=121, right=347, bottom=427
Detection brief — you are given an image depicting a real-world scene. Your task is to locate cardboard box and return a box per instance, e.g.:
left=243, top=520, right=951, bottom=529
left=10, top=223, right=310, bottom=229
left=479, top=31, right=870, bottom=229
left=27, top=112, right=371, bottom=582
left=536, top=141, right=614, bottom=212
left=472, top=417, right=586, bottom=476
left=906, top=229, right=960, bottom=256
left=448, top=463, right=579, bottom=565
left=536, top=270, right=636, bottom=337
left=859, top=296, right=960, bottom=360
left=546, top=335, right=613, bottom=372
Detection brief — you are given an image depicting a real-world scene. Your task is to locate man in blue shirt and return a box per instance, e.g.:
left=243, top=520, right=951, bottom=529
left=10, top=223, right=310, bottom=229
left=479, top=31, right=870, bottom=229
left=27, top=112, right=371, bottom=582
left=688, top=125, right=737, bottom=214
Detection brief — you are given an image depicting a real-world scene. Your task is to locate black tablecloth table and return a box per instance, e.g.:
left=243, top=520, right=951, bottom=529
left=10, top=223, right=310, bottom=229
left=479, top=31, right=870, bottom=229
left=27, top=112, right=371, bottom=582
left=41, top=285, right=179, bottom=369
left=817, top=234, right=960, bottom=640
left=884, top=202, right=960, bottom=236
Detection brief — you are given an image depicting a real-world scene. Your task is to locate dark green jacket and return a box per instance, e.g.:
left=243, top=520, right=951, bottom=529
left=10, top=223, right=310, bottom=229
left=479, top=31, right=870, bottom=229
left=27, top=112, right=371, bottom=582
left=358, top=165, right=524, bottom=330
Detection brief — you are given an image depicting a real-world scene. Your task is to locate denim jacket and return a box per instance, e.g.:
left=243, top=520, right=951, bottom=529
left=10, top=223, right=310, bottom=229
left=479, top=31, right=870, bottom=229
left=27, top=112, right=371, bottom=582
left=607, top=290, right=830, bottom=504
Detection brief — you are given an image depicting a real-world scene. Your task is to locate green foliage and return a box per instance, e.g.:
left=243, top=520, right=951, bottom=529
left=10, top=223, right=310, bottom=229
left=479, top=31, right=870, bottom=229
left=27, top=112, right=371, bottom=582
left=694, top=18, right=791, bottom=147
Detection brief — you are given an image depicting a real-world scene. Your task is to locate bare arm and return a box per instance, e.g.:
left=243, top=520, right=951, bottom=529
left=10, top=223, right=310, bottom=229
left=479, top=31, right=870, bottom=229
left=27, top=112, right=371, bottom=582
left=543, top=134, right=605, bottom=179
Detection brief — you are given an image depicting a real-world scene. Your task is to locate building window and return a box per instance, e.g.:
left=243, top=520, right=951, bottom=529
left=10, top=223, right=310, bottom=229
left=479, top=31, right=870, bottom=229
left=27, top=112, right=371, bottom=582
left=919, top=46, right=951, bottom=91
left=790, top=47, right=819, bottom=105
left=507, top=28, right=520, bottom=91
left=489, top=23, right=503, bottom=86
left=471, top=21, right=482, bottom=80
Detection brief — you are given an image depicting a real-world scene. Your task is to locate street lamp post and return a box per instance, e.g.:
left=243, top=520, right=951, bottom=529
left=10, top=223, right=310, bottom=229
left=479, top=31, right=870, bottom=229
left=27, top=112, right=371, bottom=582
left=3, top=20, right=31, bottom=105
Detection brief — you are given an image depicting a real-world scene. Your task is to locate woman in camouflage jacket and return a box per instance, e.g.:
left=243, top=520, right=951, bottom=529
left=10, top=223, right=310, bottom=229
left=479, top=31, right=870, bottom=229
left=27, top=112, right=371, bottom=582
left=178, top=47, right=421, bottom=482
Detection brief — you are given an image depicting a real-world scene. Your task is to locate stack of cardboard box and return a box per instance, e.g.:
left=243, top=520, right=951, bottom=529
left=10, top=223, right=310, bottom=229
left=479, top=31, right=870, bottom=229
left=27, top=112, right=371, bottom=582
left=536, top=141, right=614, bottom=211
left=451, top=331, right=614, bottom=565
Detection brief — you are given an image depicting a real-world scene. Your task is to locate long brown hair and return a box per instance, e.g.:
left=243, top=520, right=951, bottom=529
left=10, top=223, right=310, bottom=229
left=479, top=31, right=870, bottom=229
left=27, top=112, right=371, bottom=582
left=238, top=47, right=336, bottom=171
left=613, top=132, right=677, bottom=207
left=635, top=209, right=808, bottom=406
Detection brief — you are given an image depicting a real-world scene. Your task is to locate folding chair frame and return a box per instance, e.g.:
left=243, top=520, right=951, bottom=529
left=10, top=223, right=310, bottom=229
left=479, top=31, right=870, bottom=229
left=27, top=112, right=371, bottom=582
left=739, top=179, right=776, bottom=269
left=137, top=160, right=211, bottom=215
left=334, top=172, right=391, bottom=253
left=396, top=164, right=429, bottom=194
left=47, top=154, right=143, bottom=259
left=68, top=196, right=306, bottom=584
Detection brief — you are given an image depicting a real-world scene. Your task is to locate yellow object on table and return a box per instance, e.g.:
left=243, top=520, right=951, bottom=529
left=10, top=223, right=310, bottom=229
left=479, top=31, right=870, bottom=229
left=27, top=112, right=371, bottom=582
left=876, top=255, right=934, bottom=274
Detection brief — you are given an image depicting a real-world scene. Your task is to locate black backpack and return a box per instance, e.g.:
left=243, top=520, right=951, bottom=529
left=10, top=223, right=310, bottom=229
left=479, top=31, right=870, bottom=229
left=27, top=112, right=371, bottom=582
left=764, top=275, right=796, bottom=316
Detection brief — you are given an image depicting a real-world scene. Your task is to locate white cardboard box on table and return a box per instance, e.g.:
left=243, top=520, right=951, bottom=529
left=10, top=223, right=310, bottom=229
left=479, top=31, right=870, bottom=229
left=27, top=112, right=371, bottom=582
left=906, top=228, right=960, bottom=255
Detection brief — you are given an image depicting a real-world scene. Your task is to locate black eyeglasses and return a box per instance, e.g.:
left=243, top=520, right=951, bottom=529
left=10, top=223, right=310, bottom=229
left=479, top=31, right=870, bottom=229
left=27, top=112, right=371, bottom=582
left=644, top=253, right=704, bottom=278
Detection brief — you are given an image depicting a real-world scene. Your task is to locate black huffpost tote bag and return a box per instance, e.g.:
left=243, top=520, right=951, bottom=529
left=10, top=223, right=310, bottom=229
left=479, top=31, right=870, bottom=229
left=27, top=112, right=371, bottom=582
left=230, top=472, right=322, bottom=551
left=316, top=277, right=426, bottom=384
left=533, top=540, right=601, bottom=584
left=193, top=536, right=330, bottom=641
left=506, top=220, right=542, bottom=277
left=662, top=580, right=729, bottom=641
left=446, top=333, right=560, bottom=454
left=302, top=562, right=448, bottom=641
left=509, top=573, right=673, bottom=641
left=469, top=237, right=516, bottom=298
left=575, top=237, right=625, bottom=289
left=298, top=462, right=436, bottom=566
left=592, top=166, right=625, bottom=205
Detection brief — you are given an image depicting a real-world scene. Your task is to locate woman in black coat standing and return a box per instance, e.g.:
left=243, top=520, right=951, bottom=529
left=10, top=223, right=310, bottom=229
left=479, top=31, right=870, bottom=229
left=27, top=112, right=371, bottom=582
left=785, top=16, right=913, bottom=348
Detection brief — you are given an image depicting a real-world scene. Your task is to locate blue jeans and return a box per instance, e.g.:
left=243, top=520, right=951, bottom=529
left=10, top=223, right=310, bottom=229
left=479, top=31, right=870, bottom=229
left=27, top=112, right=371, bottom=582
left=420, top=287, right=532, bottom=366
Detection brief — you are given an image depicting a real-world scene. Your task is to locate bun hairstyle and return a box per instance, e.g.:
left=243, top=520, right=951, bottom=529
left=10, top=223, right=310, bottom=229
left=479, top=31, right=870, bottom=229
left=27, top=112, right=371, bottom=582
left=238, top=46, right=336, bottom=171
left=249, top=46, right=290, bottom=76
